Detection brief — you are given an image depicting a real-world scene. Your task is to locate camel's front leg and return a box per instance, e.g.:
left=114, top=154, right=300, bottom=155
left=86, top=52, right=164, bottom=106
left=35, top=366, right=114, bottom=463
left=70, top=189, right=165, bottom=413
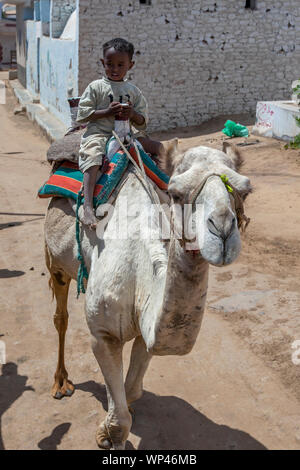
left=48, top=265, right=74, bottom=399
left=125, top=335, right=152, bottom=406
left=91, top=333, right=132, bottom=450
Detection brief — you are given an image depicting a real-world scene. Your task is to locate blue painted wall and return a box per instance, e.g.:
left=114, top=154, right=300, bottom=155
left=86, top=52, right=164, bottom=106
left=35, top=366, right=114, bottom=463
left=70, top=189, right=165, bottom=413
left=26, top=21, right=40, bottom=97
left=34, top=2, right=41, bottom=22
left=40, top=0, right=50, bottom=23
left=39, top=35, right=78, bottom=126
left=25, top=5, right=78, bottom=127
left=23, top=7, right=34, bottom=21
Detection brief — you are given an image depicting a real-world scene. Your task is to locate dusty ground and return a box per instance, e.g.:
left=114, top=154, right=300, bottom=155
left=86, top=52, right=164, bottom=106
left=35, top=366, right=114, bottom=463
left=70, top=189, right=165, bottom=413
left=1, top=84, right=300, bottom=450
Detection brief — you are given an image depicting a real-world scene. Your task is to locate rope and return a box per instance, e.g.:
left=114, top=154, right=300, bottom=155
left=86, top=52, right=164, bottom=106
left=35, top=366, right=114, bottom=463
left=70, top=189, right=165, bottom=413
left=76, top=188, right=89, bottom=297
left=112, top=131, right=158, bottom=204
left=75, top=133, right=166, bottom=297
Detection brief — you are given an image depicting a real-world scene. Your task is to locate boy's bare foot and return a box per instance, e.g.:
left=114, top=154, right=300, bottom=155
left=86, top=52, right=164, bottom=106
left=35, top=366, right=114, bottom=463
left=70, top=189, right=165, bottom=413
left=83, top=205, right=98, bottom=229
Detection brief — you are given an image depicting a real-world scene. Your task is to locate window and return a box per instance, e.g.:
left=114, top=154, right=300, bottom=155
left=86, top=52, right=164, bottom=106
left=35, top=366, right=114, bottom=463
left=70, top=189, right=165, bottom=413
left=245, top=0, right=256, bottom=9
left=140, top=0, right=152, bottom=5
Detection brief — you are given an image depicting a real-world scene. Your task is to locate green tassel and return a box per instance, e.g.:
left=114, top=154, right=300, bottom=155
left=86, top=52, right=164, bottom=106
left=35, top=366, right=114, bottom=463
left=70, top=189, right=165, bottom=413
left=76, top=189, right=89, bottom=297
left=220, top=174, right=233, bottom=193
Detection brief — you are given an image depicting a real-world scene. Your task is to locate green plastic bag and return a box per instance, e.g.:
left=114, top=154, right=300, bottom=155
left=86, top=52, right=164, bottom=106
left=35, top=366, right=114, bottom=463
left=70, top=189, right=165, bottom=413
left=222, top=120, right=249, bottom=138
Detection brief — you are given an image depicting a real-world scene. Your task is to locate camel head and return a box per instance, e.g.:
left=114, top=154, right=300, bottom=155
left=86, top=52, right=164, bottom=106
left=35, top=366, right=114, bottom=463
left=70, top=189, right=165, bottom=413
left=163, top=140, right=252, bottom=266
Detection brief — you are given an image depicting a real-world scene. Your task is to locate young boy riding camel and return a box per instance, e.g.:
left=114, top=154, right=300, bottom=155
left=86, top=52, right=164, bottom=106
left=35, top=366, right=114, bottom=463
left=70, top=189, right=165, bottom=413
left=76, top=37, right=165, bottom=228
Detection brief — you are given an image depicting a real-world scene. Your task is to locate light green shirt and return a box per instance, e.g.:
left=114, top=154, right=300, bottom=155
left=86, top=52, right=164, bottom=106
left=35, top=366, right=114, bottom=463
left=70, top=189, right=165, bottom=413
left=76, top=77, right=149, bottom=138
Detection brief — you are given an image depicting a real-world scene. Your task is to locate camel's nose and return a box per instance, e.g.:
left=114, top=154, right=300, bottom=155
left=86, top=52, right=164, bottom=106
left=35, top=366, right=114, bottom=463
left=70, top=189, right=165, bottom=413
left=207, top=208, right=236, bottom=240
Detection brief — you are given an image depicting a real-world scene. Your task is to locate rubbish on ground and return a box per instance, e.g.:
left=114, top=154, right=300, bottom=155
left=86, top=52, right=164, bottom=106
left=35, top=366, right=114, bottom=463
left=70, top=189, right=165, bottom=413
left=237, top=139, right=260, bottom=147
left=222, top=120, right=249, bottom=138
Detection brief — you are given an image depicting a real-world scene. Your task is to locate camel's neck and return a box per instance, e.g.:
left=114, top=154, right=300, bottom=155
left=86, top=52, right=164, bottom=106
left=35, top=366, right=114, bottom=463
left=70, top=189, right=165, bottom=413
left=141, top=237, right=209, bottom=356
left=163, top=239, right=208, bottom=314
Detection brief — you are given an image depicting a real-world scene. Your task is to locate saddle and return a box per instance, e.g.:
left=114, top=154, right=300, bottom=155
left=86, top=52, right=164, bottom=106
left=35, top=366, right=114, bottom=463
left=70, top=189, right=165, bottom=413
left=47, top=128, right=85, bottom=170
left=39, top=131, right=170, bottom=220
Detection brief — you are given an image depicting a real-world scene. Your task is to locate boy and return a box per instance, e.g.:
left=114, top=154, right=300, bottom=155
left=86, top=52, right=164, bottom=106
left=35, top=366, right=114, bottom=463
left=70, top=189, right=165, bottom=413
left=77, top=37, right=165, bottom=228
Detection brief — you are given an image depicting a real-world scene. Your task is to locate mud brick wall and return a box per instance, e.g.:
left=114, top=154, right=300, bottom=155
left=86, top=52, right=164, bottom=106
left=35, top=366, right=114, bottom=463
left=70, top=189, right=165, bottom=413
left=78, top=0, right=300, bottom=131
left=51, top=0, right=76, bottom=38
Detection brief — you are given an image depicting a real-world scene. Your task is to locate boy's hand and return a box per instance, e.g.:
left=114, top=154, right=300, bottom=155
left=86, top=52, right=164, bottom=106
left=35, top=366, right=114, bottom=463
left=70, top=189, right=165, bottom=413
left=106, top=101, right=123, bottom=117
left=118, top=102, right=133, bottom=120
left=89, top=102, right=123, bottom=121
left=118, top=102, right=145, bottom=127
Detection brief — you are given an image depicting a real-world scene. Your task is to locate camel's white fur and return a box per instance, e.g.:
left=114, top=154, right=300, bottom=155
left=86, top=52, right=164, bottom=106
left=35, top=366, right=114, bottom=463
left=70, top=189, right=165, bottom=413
left=45, top=141, right=251, bottom=449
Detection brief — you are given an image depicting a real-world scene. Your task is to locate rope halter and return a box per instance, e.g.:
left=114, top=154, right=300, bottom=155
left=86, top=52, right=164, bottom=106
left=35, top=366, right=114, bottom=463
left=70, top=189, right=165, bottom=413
left=170, top=172, right=250, bottom=254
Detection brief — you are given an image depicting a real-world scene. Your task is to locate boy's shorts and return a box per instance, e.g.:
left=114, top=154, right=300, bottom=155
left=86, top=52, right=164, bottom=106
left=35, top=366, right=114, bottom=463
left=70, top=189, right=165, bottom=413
left=78, top=129, right=149, bottom=173
left=79, top=134, right=108, bottom=173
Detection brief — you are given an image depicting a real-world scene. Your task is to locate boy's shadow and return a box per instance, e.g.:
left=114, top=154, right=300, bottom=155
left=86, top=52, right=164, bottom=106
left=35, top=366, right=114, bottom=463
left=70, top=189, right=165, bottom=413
left=76, top=380, right=267, bottom=450
left=0, top=362, right=34, bottom=450
left=38, top=423, right=72, bottom=450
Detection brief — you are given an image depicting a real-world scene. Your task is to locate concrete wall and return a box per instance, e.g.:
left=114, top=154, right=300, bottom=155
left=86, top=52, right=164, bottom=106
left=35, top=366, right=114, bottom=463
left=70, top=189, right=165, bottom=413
left=25, top=1, right=78, bottom=125
left=39, top=34, right=78, bottom=125
left=78, top=0, right=300, bottom=132
left=16, top=5, right=32, bottom=86
left=26, top=20, right=40, bottom=96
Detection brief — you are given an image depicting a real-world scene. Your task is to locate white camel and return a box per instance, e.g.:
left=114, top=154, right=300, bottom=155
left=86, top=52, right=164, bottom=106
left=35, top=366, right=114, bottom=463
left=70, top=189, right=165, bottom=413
left=44, top=140, right=252, bottom=450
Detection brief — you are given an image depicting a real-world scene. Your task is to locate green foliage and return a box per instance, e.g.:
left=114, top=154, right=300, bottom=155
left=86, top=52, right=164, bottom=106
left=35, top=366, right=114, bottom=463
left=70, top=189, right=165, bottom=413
left=284, top=134, right=300, bottom=150
left=292, top=79, right=300, bottom=98
left=285, top=81, right=300, bottom=149
left=284, top=114, right=300, bottom=149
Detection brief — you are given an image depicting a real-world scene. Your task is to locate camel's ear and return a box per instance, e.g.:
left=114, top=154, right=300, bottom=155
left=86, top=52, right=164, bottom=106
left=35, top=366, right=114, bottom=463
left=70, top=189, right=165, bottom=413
left=222, top=142, right=243, bottom=171
left=159, top=138, right=182, bottom=176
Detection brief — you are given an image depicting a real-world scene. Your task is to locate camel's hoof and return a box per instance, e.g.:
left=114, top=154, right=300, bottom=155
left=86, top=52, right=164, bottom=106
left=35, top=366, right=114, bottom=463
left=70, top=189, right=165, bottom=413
left=96, top=423, right=112, bottom=450
left=51, top=379, right=75, bottom=400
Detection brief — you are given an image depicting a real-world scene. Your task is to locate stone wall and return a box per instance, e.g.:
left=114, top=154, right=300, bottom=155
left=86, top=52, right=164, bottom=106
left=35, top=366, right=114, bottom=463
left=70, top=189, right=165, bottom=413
left=78, top=0, right=300, bottom=132
left=51, top=0, right=76, bottom=38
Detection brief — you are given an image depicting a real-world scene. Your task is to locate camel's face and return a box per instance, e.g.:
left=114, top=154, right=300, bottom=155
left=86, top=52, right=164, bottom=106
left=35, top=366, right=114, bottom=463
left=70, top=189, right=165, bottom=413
left=194, top=175, right=241, bottom=266
left=168, top=145, right=252, bottom=266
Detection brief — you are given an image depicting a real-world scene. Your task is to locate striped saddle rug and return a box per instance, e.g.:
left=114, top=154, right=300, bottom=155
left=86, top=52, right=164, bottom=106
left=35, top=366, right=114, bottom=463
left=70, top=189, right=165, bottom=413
left=38, top=141, right=169, bottom=207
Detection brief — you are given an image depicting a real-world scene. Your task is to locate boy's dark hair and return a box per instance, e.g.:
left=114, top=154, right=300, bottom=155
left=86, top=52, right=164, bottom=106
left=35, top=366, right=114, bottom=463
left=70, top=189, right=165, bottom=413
left=103, top=38, right=134, bottom=60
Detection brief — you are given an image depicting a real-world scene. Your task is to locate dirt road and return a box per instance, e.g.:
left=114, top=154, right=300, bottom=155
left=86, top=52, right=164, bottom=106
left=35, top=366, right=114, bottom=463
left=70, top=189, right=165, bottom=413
left=1, top=85, right=300, bottom=450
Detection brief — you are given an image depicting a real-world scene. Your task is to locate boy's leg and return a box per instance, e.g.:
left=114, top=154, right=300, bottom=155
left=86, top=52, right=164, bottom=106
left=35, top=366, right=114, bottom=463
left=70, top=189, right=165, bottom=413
left=137, top=137, right=166, bottom=159
left=83, top=165, right=100, bottom=229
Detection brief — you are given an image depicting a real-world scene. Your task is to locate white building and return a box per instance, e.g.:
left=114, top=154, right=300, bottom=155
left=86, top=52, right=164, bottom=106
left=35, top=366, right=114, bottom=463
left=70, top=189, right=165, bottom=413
left=0, top=3, right=16, bottom=68
left=10, top=0, right=300, bottom=132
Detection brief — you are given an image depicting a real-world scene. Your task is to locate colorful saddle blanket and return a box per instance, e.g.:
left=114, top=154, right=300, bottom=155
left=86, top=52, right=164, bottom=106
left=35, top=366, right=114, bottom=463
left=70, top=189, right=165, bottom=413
left=38, top=141, right=169, bottom=207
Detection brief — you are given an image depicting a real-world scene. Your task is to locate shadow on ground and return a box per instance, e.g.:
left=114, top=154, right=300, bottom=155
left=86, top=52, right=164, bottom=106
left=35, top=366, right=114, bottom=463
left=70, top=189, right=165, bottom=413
left=0, top=217, right=45, bottom=230
left=0, top=269, right=25, bottom=279
left=76, top=380, right=266, bottom=450
left=0, top=363, right=34, bottom=450
left=38, top=423, right=72, bottom=450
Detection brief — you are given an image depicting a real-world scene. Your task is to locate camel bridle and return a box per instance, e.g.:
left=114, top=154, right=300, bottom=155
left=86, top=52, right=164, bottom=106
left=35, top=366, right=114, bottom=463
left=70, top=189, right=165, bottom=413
left=170, top=173, right=250, bottom=255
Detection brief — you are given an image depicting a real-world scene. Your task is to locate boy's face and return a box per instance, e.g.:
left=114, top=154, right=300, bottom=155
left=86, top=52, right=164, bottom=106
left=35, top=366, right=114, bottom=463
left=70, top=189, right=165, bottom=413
left=101, top=47, right=134, bottom=81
